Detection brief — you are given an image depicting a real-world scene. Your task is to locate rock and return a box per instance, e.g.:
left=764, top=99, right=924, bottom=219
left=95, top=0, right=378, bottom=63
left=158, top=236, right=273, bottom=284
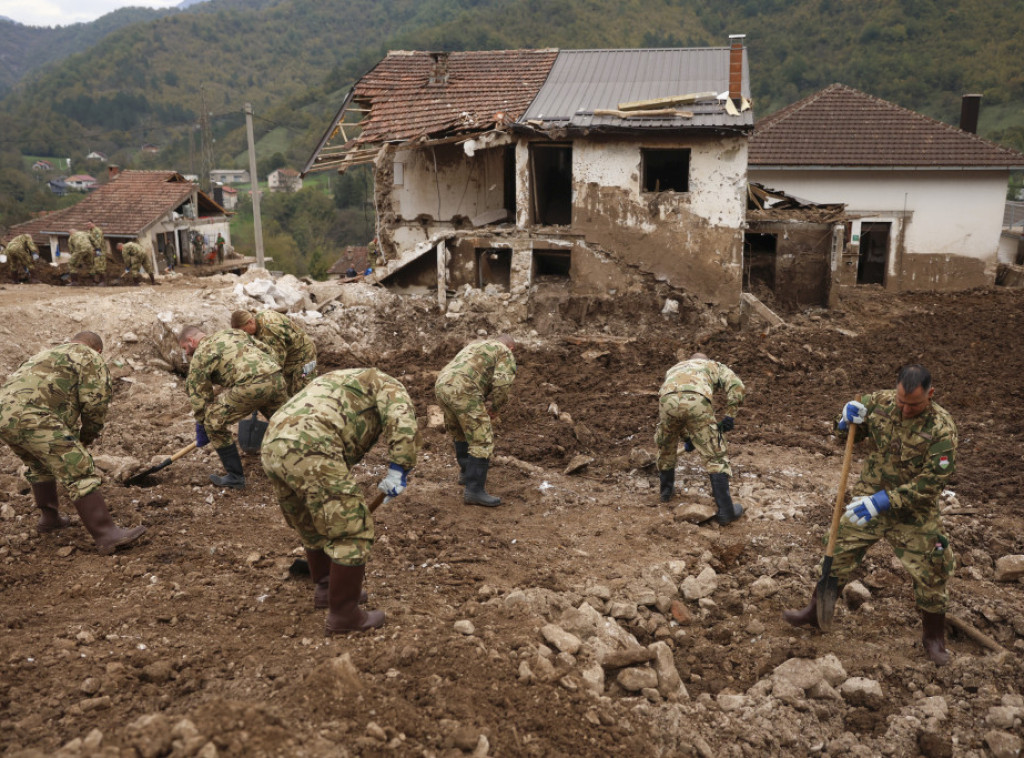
left=83, top=729, right=103, bottom=751
left=670, top=600, right=692, bottom=625
left=608, top=602, right=638, bottom=620
left=564, top=454, right=594, bottom=475
left=662, top=298, right=679, bottom=316
left=807, top=680, right=842, bottom=700
left=140, top=660, right=174, bottom=684
left=454, top=620, right=476, bottom=635
left=918, top=730, right=952, bottom=758
left=994, top=555, right=1024, bottom=582
left=617, top=667, right=659, bottom=692
left=717, top=693, right=747, bottom=712
left=681, top=566, right=718, bottom=600
left=557, top=602, right=604, bottom=636
left=0, top=503, right=15, bottom=520
left=56, top=546, right=75, bottom=558
left=840, top=677, right=884, bottom=708
left=843, top=580, right=872, bottom=609
left=650, top=641, right=688, bottom=699
left=196, top=742, right=219, bottom=758
left=325, top=653, right=362, bottom=690
left=365, top=722, right=387, bottom=742
left=772, top=658, right=824, bottom=692
left=771, top=676, right=806, bottom=705
left=585, top=585, right=611, bottom=601
left=426, top=405, right=445, bottom=428
left=629, top=447, right=655, bottom=468
left=674, top=502, right=716, bottom=523
left=749, top=576, right=779, bottom=599
left=122, top=331, right=139, bottom=343
left=79, top=677, right=101, bottom=695
left=540, top=624, right=582, bottom=655
left=815, top=653, right=847, bottom=687
left=599, top=647, right=654, bottom=668
left=744, top=617, right=766, bottom=635
left=125, top=713, right=173, bottom=758
left=986, top=706, right=1020, bottom=730
left=532, top=655, right=557, bottom=682
left=580, top=663, right=605, bottom=694
left=984, top=730, right=1022, bottom=758
left=636, top=590, right=657, bottom=607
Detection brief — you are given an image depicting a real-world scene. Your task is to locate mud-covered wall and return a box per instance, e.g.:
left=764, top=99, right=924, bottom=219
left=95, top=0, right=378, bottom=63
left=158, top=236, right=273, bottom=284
left=567, top=135, right=747, bottom=307
left=746, top=222, right=833, bottom=307
left=750, top=168, right=1008, bottom=290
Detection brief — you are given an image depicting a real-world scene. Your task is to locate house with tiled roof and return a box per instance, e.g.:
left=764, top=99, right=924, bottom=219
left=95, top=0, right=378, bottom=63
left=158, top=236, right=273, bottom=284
left=268, top=167, right=303, bottom=192
left=749, top=83, right=1024, bottom=292
left=305, top=37, right=755, bottom=308
left=3, top=169, right=230, bottom=271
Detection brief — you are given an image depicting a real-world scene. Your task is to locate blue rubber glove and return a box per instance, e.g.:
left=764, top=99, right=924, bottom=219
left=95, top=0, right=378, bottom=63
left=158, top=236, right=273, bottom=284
left=195, top=423, right=209, bottom=448
left=844, top=490, right=890, bottom=526
left=378, top=463, right=407, bottom=497
left=719, top=416, right=735, bottom=433
left=683, top=438, right=695, bottom=453
left=838, top=400, right=867, bottom=431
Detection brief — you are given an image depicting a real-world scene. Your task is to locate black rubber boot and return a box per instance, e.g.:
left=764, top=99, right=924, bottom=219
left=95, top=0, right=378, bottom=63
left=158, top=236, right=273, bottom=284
left=73, top=490, right=147, bottom=554
left=659, top=469, right=675, bottom=503
left=210, top=443, right=245, bottom=488
left=921, top=611, right=950, bottom=666
left=93, top=273, right=106, bottom=287
left=782, top=589, right=820, bottom=628
left=464, top=456, right=501, bottom=507
left=325, top=563, right=384, bottom=634
left=709, top=472, right=744, bottom=525
left=454, top=441, right=469, bottom=485
left=32, top=481, right=70, bottom=533
left=148, top=272, right=158, bottom=285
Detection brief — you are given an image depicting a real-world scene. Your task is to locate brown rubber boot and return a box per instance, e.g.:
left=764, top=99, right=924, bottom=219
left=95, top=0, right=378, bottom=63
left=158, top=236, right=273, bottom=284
left=921, top=611, right=950, bottom=666
left=149, top=272, right=159, bottom=285
left=782, top=590, right=820, bottom=628
left=308, top=548, right=366, bottom=608
left=73, top=490, right=146, bottom=554
left=32, top=481, right=70, bottom=533
left=325, top=562, right=384, bottom=634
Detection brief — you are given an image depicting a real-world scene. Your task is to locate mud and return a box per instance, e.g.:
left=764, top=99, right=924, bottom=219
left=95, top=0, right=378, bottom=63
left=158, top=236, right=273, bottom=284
left=0, top=279, right=1022, bottom=757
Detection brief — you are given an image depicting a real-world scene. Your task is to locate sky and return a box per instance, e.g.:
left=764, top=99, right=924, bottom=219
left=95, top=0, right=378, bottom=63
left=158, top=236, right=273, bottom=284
left=0, top=0, right=176, bottom=27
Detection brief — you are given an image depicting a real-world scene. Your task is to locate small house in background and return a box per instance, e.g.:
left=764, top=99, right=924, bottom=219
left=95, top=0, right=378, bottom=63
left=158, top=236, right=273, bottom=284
left=268, top=167, right=303, bottom=192
left=327, top=246, right=369, bottom=278
left=210, top=169, right=250, bottom=185
left=65, top=174, right=97, bottom=192
left=86, top=151, right=108, bottom=162
left=47, top=178, right=68, bottom=196
left=220, top=186, right=239, bottom=210
left=32, top=160, right=54, bottom=172
left=141, top=144, right=160, bottom=154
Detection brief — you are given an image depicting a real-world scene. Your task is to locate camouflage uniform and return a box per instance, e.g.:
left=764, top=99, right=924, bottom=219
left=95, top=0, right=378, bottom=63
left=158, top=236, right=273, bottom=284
left=253, top=310, right=317, bottom=396
left=5, top=234, right=38, bottom=276
left=434, top=340, right=517, bottom=459
left=656, top=358, right=745, bottom=476
left=88, top=226, right=107, bottom=274
left=0, top=343, right=111, bottom=500
left=68, top=231, right=104, bottom=275
left=261, top=369, right=418, bottom=565
left=121, top=241, right=154, bottom=278
left=827, top=390, right=958, bottom=613
left=185, top=329, right=287, bottom=449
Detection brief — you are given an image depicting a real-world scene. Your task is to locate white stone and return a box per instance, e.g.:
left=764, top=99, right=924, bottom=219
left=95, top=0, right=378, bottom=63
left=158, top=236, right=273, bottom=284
left=994, top=555, right=1024, bottom=582
left=842, top=580, right=872, bottom=608
left=840, top=677, right=884, bottom=707
left=617, top=667, right=659, bottom=692
left=541, top=624, right=581, bottom=655
left=453, top=620, right=476, bottom=635
left=986, top=706, right=1020, bottom=730
left=772, top=658, right=823, bottom=691
left=580, top=663, right=605, bottom=695
left=674, top=502, right=716, bottom=523
left=749, top=575, right=779, bottom=599
left=681, top=566, right=718, bottom=601
left=0, top=503, right=15, bottom=520
left=608, top=602, right=638, bottom=620
left=661, top=298, right=679, bottom=315
left=585, top=585, right=611, bottom=601
left=984, top=730, right=1022, bottom=758
left=650, top=641, right=687, bottom=699
left=807, top=680, right=842, bottom=700
left=815, top=653, right=848, bottom=687
left=717, top=693, right=748, bottom=712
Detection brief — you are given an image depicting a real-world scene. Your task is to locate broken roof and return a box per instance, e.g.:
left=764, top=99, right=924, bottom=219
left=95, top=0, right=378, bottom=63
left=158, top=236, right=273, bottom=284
left=5, top=171, right=226, bottom=245
left=750, top=83, right=1024, bottom=169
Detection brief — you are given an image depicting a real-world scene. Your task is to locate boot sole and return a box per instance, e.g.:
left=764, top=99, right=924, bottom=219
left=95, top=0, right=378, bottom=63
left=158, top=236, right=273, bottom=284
left=464, top=498, right=501, bottom=507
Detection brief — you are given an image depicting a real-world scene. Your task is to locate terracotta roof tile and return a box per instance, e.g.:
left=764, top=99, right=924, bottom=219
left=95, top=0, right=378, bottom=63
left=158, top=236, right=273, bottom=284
left=749, top=83, right=1024, bottom=168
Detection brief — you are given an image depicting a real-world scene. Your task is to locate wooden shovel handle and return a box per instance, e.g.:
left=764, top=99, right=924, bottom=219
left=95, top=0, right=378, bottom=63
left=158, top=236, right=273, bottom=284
left=169, top=441, right=198, bottom=462
left=367, top=490, right=387, bottom=514
left=825, top=398, right=860, bottom=558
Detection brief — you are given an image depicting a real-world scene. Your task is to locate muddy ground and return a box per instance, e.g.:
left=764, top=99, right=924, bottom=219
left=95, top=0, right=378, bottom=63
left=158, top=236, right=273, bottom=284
left=0, top=275, right=1022, bottom=758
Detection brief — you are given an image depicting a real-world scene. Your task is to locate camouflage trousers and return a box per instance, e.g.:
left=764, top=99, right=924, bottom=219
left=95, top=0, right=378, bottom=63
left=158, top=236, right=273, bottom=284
left=0, top=405, right=101, bottom=500
left=204, top=375, right=287, bottom=448
left=434, top=382, right=494, bottom=459
left=6, top=248, right=32, bottom=276
left=123, top=251, right=154, bottom=277
left=824, top=497, right=955, bottom=614
left=261, top=437, right=374, bottom=565
left=655, top=392, right=731, bottom=476
left=69, top=248, right=106, bottom=275
left=282, top=349, right=317, bottom=397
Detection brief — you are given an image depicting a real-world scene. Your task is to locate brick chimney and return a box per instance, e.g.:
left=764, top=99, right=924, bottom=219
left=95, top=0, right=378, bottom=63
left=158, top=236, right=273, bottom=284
left=728, top=34, right=746, bottom=105
left=108, top=164, right=121, bottom=180
left=429, top=52, right=450, bottom=86
left=959, top=93, right=982, bottom=134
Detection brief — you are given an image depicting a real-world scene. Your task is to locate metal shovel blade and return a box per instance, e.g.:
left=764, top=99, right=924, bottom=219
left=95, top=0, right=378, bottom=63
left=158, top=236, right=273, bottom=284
left=124, top=441, right=198, bottom=487
left=238, top=411, right=268, bottom=454
left=815, top=555, right=839, bottom=632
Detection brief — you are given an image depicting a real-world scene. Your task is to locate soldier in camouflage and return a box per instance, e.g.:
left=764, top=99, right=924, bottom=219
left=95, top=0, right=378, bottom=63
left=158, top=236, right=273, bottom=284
left=783, top=364, right=958, bottom=665
left=434, top=336, right=517, bottom=507
left=179, top=325, right=288, bottom=489
left=86, top=222, right=107, bottom=285
left=231, top=309, right=317, bottom=396
left=0, top=332, right=146, bottom=552
left=4, top=234, right=39, bottom=283
left=656, top=352, right=746, bottom=525
left=262, top=368, right=418, bottom=634
left=116, top=241, right=156, bottom=285
left=67, top=229, right=105, bottom=285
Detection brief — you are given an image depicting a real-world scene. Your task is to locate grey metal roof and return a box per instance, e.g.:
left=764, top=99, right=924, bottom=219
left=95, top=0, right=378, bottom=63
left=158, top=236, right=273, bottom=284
left=520, top=47, right=753, bottom=132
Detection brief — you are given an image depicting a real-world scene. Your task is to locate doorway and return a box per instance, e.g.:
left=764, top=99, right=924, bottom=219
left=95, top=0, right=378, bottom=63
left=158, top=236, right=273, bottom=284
left=530, top=144, right=572, bottom=226
left=743, top=233, right=777, bottom=292
left=858, top=222, right=890, bottom=285
left=476, top=248, right=512, bottom=290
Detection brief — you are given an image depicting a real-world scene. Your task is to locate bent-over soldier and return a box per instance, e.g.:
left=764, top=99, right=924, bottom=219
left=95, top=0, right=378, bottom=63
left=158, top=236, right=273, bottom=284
left=0, top=332, right=146, bottom=552
left=117, top=241, right=156, bottom=285
left=262, top=368, right=417, bottom=633
left=434, top=335, right=516, bottom=507
left=784, top=364, right=958, bottom=665
left=179, top=325, right=287, bottom=489
left=67, top=229, right=105, bottom=285
left=4, top=234, right=39, bottom=282
left=231, top=309, right=316, bottom=396
left=656, top=352, right=745, bottom=525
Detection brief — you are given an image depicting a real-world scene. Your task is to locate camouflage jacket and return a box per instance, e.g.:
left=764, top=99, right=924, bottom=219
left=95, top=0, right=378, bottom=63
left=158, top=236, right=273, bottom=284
left=255, top=310, right=315, bottom=366
left=266, top=368, right=417, bottom=470
left=0, top=342, right=111, bottom=443
left=840, top=390, right=957, bottom=513
left=436, top=340, right=517, bottom=411
left=88, top=226, right=104, bottom=253
left=185, top=329, right=281, bottom=422
left=660, top=359, right=745, bottom=414
left=68, top=231, right=92, bottom=255
left=6, top=234, right=38, bottom=257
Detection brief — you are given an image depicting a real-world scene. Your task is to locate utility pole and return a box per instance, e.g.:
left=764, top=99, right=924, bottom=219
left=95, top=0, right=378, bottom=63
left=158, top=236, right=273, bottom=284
left=245, top=102, right=265, bottom=269
left=199, top=86, right=215, bottom=193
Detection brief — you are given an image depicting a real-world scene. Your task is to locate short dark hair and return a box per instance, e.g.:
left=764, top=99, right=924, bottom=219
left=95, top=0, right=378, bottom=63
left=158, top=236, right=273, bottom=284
left=72, top=331, right=103, bottom=352
left=897, top=364, right=931, bottom=393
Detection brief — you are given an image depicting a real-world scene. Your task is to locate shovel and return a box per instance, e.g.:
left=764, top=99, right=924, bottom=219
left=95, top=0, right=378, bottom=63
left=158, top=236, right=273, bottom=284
left=124, top=441, right=198, bottom=487
left=816, top=417, right=859, bottom=631
left=289, top=491, right=389, bottom=575
left=238, top=411, right=268, bottom=454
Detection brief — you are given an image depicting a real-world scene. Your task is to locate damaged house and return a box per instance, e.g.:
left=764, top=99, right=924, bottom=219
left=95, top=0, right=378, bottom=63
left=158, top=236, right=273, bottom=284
left=304, top=37, right=755, bottom=310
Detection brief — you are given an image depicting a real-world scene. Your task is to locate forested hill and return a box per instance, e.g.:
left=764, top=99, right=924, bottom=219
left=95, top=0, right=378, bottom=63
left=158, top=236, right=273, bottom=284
left=2, top=0, right=1024, bottom=182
